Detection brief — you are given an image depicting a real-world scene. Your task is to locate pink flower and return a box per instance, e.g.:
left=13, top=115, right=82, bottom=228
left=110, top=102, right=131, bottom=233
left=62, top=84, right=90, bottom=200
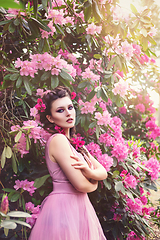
left=127, top=231, right=145, bottom=240
left=126, top=198, right=143, bottom=215
left=98, top=154, right=113, bottom=172
left=14, top=180, right=37, bottom=196
left=26, top=202, right=35, bottom=212
left=35, top=98, right=46, bottom=112
left=119, top=106, right=127, bottom=114
left=36, top=88, right=44, bottom=97
left=112, top=79, right=129, bottom=98
left=72, top=137, right=85, bottom=150
left=144, top=157, right=160, bottom=180
left=81, top=68, right=100, bottom=82
left=123, top=173, right=137, bottom=189
left=30, top=107, right=38, bottom=118
left=135, top=103, right=145, bottom=113
left=71, top=92, right=76, bottom=100
left=86, top=23, right=102, bottom=35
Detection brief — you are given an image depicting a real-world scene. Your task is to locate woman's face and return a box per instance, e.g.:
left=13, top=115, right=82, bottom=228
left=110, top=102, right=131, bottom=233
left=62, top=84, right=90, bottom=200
left=47, top=96, right=76, bottom=131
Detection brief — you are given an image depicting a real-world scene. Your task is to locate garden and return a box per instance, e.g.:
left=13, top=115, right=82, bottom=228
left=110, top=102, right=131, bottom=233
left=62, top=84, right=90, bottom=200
left=1, top=0, right=160, bottom=239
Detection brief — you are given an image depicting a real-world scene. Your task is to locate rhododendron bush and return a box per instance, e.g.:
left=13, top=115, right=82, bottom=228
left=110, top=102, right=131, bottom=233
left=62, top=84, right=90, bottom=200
left=1, top=0, right=160, bottom=239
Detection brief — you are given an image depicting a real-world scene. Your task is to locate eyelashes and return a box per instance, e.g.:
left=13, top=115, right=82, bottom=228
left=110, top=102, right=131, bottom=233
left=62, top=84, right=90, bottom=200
left=56, top=105, right=74, bottom=113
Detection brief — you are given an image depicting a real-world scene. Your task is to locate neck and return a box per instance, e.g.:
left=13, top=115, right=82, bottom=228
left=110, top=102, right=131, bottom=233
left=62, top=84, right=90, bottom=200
left=64, top=128, right=70, bottom=139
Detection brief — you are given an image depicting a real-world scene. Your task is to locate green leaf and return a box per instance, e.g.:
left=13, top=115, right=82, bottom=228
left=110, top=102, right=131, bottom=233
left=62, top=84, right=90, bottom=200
left=13, top=220, right=31, bottom=228
left=10, top=73, right=19, bottom=81
left=93, top=54, right=102, bottom=59
left=59, top=69, right=74, bottom=82
left=30, top=17, right=51, bottom=32
left=23, top=77, right=32, bottom=95
left=86, top=90, right=95, bottom=101
left=8, top=22, right=15, bottom=33
left=33, top=0, right=38, bottom=18
left=15, top=131, right=22, bottom=143
left=0, top=20, right=11, bottom=26
left=101, top=87, right=108, bottom=102
left=107, top=56, right=117, bottom=70
left=78, top=81, right=88, bottom=89
left=5, top=146, right=12, bottom=159
left=16, top=76, right=22, bottom=88
left=0, top=220, right=17, bottom=229
left=96, top=125, right=100, bottom=139
left=84, top=5, right=91, bottom=22
left=112, top=171, right=120, bottom=179
left=4, top=74, right=11, bottom=80
left=115, top=181, right=123, bottom=191
left=2, top=188, right=16, bottom=193
left=0, top=0, right=23, bottom=9
left=51, top=75, right=59, bottom=89
left=42, top=0, right=48, bottom=11
left=92, top=0, right=103, bottom=21
left=103, top=179, right=112, bottom=190
left=7, top=211, right=31, bottom=218
left=13, top=18, right=19, bottom=26
left=89, top=121, right=96, bottom=129
left=12, top=154, right=17, bottom=174
left=10, top=192, right=20, bottom=202
left=34, top=174, right=50, bottom=189
left=55, top=24, right=65, bottom=36
left=1, top=146, right=6, bottom=168
left=28, top=20, right=40, bottom=38
left=130, top=3, right=138, bottom=14
left=41, top=71, right=50, bottom=81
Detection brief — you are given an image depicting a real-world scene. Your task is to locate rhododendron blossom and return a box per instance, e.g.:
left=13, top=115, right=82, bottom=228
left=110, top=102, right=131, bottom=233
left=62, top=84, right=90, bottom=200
left=26, top=202, right=40, bottom=227
left=143, top=157, right=160, bottom=180
left=126, top=198, right=143, bottom=215
left=14, top=180, right=36, bottom=196
left=112, top=79, right=129, bottom=98
left=135, top=103, right=145, bottom=113
left=127, top=231, right=145, bottom=240
left=86, top=23, right=102, bottom=35
left=81, top=68, right=100, bottom=82
left=98, top=154, right=113, bottom=172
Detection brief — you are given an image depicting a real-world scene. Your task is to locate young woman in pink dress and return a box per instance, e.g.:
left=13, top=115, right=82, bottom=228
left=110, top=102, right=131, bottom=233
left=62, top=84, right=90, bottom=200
left=29, top=86, right=107, bottom=240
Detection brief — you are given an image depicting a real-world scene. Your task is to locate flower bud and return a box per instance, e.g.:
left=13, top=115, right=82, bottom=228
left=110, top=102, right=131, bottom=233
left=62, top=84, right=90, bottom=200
left=0, top=194, right=9, bottom=215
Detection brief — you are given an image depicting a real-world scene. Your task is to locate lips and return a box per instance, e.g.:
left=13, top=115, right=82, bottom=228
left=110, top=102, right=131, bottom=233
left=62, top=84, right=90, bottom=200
left=66, top=118, right=73, bottom=123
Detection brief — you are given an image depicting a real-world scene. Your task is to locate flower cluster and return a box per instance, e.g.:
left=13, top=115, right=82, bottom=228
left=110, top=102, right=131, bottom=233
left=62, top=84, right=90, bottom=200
left=86, top=142, right=113, bottom=172
left=15, top=53, right=76, bottom=78
left=112, top=79, right=129, bottom=98
left=14, top=180, right=37, bottom=196
left=26, top=202, right=40, bottom=227
left=35, top=98, right=46, bottom=112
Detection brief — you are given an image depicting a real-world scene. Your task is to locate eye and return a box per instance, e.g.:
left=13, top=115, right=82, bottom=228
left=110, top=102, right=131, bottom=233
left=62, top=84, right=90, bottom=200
left=68, top=105, right=73, bottom=110
left=57, top=109, right=64, bottom=113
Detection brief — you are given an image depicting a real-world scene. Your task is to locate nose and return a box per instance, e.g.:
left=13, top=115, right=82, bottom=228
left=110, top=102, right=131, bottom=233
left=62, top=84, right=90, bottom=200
left=66, top=109, right=71, bottom=116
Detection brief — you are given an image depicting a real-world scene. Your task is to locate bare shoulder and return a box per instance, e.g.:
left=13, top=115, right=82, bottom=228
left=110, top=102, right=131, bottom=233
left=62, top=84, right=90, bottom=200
left=50, top=133, right=68, bottom=144
left=49, top=134, right=72, bottom=155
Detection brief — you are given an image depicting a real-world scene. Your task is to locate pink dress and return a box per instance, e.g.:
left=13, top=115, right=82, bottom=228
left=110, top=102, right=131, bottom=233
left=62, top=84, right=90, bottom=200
left=29, top=134, right=106, bottom=240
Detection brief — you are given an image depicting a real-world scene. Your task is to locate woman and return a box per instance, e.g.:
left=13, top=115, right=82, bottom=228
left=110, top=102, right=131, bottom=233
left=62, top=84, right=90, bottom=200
left=29, top=86, right=107, bottom=240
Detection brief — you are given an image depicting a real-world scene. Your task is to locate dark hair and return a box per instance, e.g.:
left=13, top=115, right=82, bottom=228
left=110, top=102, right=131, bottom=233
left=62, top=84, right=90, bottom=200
left=39, top=86, right=89, bottom=159
left=40, top=86, right=75, bottom=137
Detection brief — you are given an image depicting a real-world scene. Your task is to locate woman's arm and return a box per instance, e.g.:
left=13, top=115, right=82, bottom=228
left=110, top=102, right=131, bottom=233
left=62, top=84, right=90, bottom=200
left=71, top=146, right=108, bottom=181
left=48, top=134, right=98, bottom=193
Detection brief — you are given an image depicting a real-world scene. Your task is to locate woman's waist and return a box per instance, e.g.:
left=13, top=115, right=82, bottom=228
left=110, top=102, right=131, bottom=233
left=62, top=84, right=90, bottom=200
left=51, top=180, right=83, bottom=194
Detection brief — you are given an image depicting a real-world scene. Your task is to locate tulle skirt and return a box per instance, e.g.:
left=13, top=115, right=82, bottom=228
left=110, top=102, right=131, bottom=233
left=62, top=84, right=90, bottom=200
left=29, top=192, right=106, bottom=240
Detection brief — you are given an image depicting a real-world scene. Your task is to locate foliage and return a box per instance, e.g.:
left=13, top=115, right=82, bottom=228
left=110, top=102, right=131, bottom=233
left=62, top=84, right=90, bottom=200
left=1, top=0, right=160, bottom=239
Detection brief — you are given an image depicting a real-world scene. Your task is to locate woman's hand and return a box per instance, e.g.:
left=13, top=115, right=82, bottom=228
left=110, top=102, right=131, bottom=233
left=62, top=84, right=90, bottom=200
left=70, top=155, right=94, bottom=180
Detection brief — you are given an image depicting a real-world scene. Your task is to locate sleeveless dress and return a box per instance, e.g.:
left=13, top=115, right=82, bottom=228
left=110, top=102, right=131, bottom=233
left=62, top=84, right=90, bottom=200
left=29, top=134, right=106, bottom=240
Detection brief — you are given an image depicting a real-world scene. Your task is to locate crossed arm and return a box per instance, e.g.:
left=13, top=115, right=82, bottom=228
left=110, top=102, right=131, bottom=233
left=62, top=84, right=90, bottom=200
left=49, top=134, right=107, bottom=193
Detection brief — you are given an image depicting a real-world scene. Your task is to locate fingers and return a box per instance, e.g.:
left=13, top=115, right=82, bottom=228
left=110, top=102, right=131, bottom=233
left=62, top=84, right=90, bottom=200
left=70, top=155, right=81, bottom=161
